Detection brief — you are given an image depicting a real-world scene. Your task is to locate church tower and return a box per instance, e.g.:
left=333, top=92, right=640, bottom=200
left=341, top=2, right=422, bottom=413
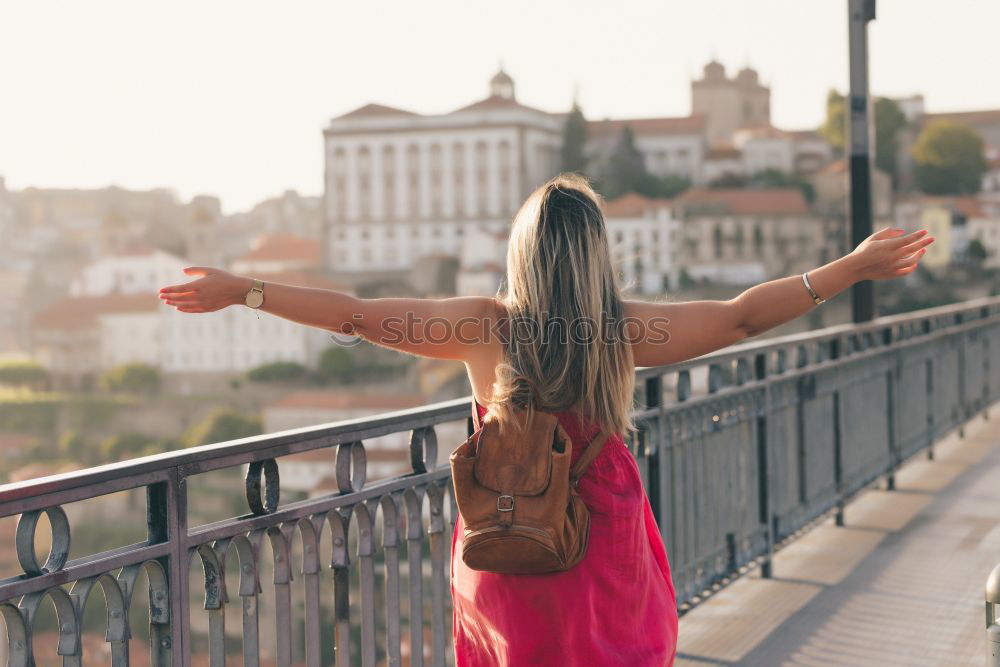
left=182, top=195, right=222, bottom=267
left=691, top=60, right=771, bottom=145
left=489, top=68, right=515, bottom=100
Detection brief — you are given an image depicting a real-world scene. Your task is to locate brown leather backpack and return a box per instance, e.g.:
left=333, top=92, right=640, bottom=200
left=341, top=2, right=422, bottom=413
left=449, top=384, right=612, bottom=575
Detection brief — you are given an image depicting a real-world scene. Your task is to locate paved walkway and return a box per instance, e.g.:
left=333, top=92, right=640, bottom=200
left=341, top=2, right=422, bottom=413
left=676, top=413, right=1000, bottom=667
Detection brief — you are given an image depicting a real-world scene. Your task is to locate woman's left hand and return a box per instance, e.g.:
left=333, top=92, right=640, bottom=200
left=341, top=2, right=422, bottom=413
left=848, top=227, right=935, bottom=281
left=159, top=267, right=250, bottom=313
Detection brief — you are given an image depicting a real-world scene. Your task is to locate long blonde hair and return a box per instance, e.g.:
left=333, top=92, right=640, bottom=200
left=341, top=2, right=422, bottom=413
left=487, top=173, right=636, bottom=437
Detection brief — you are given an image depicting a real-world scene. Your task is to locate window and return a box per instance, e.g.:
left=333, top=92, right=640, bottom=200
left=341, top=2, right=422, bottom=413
left=714, top=224, right=723, bottom=259
left=476, top=141, right=489, bottom=215
left=407, top=144, right=421, bottom=218
left=382, top=145, right=396, bottom=219
left=332, top=147, right=347, bottom=220
left=429, top=144, right=443, bottom=216
left=498, top=140, right=511, bottom=214
left=358, top=146, right=372, bottom=219
left=453, top=143, right=466, bottom=217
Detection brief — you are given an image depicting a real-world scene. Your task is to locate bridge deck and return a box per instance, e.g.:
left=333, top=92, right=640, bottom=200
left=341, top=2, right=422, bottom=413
left=676, top=413, right=1000, bottom=667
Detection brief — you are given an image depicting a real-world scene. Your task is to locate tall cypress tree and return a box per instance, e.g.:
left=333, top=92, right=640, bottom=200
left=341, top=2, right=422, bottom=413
left=560, top=102, right=589, bottom=174
left=600, top=125, right=661, bottom=199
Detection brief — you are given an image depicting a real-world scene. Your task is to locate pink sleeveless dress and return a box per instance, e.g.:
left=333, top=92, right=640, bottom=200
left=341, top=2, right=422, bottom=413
left=450, top=400, right=678, bottom=666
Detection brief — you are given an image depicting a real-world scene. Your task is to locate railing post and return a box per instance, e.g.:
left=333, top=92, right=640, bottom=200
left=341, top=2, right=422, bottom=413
left=165, top=468, right=189, bottom=667
left=958, top=326, right=967, bottom=439
left=927, top=357, right=936, bottom=461
left=987, top=563, right=1000, bottom=666
left=147, top=482, right=173, bottom=667
left=753, top=352, right=773, bottom=579
left=886, top=349, right=899, bottom=491
left=830, top=338, right=845, bottom=527
left=645, top=375, right=663, bottom=528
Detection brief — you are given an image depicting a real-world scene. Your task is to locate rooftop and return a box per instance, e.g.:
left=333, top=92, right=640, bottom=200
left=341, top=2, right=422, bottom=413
left=602, top=192, right=673, bottom=218
left=237, top=233, right=321, bottom=265
left=33, top=292, right=159, bottom=329
left=587, top=114, right=706, bottom=138
left=677, top=187, right=810, bottom=217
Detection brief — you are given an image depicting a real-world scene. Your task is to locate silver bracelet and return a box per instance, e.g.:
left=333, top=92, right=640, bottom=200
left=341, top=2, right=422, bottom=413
left=802, top=272, right=825, bottom=305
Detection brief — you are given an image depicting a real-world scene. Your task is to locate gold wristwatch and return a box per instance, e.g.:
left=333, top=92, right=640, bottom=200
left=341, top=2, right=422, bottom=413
left=244, top=279, right=265, bottom=309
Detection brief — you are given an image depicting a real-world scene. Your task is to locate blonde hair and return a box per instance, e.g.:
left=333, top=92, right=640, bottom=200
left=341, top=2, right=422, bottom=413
left=487, top=173, right=636, bottom=437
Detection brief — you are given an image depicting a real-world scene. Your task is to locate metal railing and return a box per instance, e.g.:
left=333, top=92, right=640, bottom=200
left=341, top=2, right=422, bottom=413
left=1, top=295, right=998, bottom=666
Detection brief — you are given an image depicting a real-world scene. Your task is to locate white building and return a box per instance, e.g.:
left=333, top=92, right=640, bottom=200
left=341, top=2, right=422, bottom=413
left=34, top=259, right=346, bottom=387
left=603, top=193, right=682, bottom=294
left=230, top=233, right=322, bottom=275
left=585, top=116, right=708, bottom=184
left=733, top=126, right=834, bottom=177
left=675, top=188, right=825, bottom=284
left=323, top=69, right=562, bottom=281
left=69, top=245, right=188, bottom=297
left=455, top=226, right=509, bottom=297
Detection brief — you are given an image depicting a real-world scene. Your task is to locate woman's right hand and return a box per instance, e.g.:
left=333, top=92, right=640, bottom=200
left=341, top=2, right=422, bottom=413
left=848, top=227, right=935, bottom=281
left=159, top=267, right=251, bottom=313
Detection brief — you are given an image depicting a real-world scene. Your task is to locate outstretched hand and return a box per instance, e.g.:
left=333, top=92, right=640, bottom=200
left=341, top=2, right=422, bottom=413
left=159, top=267, right=250, bottom=313
left=848, top=227, right=935, bottom=281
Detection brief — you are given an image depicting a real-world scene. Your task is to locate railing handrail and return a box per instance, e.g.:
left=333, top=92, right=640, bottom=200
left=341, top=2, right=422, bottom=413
left=3, top=294, right=998, bottom=513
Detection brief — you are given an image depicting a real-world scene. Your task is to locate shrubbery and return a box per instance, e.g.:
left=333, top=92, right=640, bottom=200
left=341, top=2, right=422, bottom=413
left=0, top=359, right=48, bottom=389
left=246, top=361, right=307, bottom=383
left=98, top=362, right=161, bottom=396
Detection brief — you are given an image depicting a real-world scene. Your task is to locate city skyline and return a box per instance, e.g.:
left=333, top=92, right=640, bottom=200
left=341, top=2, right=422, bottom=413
left=3, top=0, right=1000, bottom=213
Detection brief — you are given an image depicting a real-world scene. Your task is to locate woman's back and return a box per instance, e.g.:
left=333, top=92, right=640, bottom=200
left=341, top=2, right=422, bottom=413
left=450, top=399, right=678, bottom=666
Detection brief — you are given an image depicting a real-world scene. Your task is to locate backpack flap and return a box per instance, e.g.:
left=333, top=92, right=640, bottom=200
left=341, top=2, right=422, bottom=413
left=472, top=411, right=561, bottom=495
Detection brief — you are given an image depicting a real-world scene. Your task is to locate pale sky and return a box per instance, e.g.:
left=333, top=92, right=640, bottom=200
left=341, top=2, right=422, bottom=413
left=2, top=0, right=999, bottom=214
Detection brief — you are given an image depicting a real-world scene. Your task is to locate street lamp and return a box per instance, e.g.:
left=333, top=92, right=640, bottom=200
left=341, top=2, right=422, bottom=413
left=848, top=0, right=877, bottom=322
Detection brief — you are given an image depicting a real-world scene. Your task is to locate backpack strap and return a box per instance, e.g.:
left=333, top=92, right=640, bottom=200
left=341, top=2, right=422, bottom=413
left=470, top=395, right=483, bottom=432
left=569, top=427, right=612, bottom=487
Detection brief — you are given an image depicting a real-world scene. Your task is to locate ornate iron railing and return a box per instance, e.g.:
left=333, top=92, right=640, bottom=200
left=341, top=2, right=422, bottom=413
left=1, top=295, right=998, bottom=666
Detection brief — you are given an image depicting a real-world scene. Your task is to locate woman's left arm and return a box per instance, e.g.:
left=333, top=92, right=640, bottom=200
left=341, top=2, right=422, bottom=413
left=159, top=268, right=498, bottom=361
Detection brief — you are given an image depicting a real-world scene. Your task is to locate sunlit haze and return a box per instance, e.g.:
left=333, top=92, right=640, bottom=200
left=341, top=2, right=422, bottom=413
left=3, top=0, right=999, bottom=212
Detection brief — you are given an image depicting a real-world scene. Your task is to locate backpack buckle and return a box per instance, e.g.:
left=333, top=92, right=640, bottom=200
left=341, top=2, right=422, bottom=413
left=497, top=495, right=515, bottom=512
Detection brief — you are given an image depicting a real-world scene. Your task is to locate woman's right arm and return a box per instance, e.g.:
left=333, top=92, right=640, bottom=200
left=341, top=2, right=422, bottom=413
left=626, top=226, right=934, bottom=368
left=159, top=267, right=499, bottom=362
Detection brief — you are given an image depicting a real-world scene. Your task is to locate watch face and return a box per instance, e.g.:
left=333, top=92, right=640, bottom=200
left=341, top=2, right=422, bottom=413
left=246, top=290, right=264, bottom=308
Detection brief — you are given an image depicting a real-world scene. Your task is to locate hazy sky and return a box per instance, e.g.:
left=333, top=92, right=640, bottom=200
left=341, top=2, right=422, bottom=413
left=3, top=0, right=999, bottom=213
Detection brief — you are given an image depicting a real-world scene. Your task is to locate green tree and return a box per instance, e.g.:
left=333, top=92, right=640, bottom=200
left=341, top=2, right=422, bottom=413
left=100, top=432, right=156, bottom=461
left=820, top=91, right=908, bottom=183
left=182, top=407, right=262, bottom=448
left=659, top=174, right=692, bottom=198
left=560, top=102, right=589, bottom=174
left=874, top=97, right=908, bottom=184
left=317, top=346, right=358, bottom=383
left=98, top=362, right=160, bottom=395
left=819, top=89, right=846, bottom=153
left=912, top=120, right=988, bottom=195
left=0, top=359, right=48, bottom=389
left=596, top=126, right=662, bottom=199
left=57, top=429, right=89, bottom=459
left=749, top=169, right=816, bottom=203
left=967, top=238, right=988, bottom=267
left=246, top=360, right=307, bottom=383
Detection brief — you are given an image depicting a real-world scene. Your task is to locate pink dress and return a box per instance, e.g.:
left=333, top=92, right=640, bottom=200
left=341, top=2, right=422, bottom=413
left=450, top=400, right=679, bottom=666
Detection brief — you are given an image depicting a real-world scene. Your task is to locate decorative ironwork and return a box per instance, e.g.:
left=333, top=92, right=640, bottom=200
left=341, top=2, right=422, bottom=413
left=0, top=296, right=996, bottom=665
